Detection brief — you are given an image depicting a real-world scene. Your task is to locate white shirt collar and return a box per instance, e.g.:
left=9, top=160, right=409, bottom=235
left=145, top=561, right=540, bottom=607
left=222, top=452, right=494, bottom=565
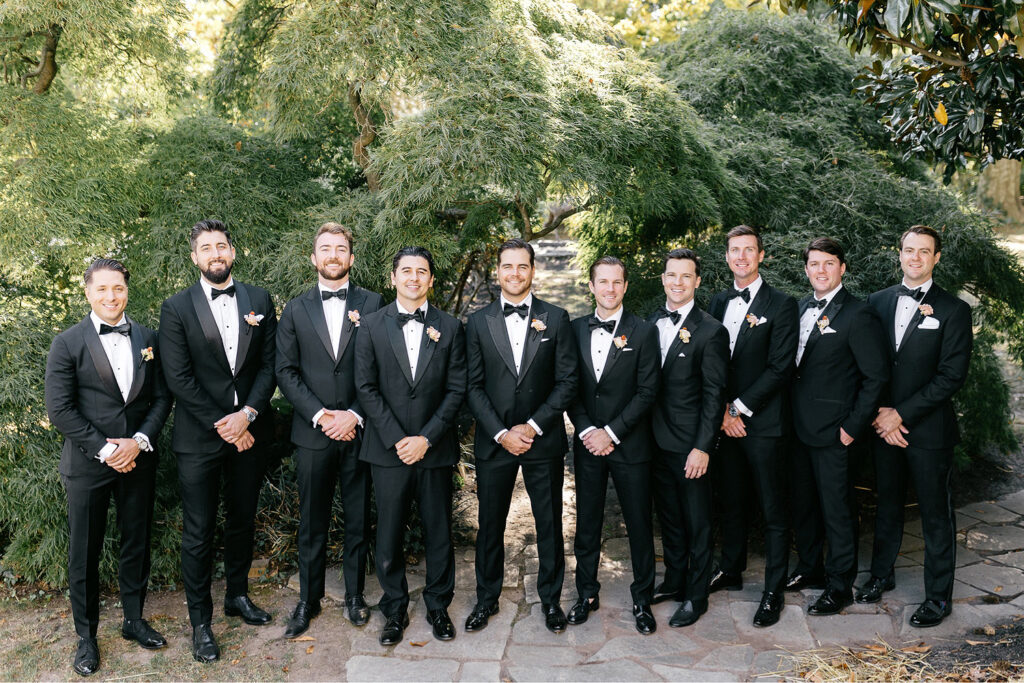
left=200, top=277, right=235, bottom=300
left=396, top=300, right=428, bottom=316
left=900, top=278, right=933, bottom=294
left=734, top=275, right=763, bottom=300
left=500, top=292, right=533, bottom=312
left=812, top=283, right=843, bottom=306
left=90, top=311, right=127, bottom=333
left=594, top=306, right=624, bottom=324
left=665, top=299, right=695, bottom=324
left=318, top=281, right=350, bottom=295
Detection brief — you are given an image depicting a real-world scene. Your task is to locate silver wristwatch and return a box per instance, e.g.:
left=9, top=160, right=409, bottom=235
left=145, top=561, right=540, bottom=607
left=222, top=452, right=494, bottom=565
left=242, top=407, right=258, bottom=423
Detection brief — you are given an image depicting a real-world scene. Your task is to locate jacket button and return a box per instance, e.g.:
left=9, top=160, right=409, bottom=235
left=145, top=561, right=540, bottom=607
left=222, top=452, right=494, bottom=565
left=410, top=391, right=417, bottom=399
left=334, top=369, right=341, bottom=375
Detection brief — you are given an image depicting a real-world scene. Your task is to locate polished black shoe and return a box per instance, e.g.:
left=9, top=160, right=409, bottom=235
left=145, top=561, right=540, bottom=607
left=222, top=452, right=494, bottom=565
left=121, top=618, right=167, bottom=649
left=427, top=608, right=456, bottom=641
left=909, top=599, right=951, bottom=628
left=191, top=623, right=220, bottom=663
left=633, top=603, right=656, bottom=635
left=669, top=599, right=708, bottom=627
left=708, top=569, right=743, bottom=593
left=855, top=575, right=896, bottom=604
left=807, top=588, right=853, bottom=616
left=542, top=603, right=568, bottom=633
left=345, top=594, right=370, bottom=627
left=283, top=600, right=321, bottom=639
left=73, top=638, right=99, bottom=677
left=752, top=591, right=784, bottom=627
left=465, top=602, right=499, bottom=632
left=785, top=571, right=827, bottom=592
left=224, top=595, right=272, bottom=625
left=566, top=596, right=599, bottom=625
left=651, top=582, right=685, bottom=604
left=379, top=613, right=410, bottom=646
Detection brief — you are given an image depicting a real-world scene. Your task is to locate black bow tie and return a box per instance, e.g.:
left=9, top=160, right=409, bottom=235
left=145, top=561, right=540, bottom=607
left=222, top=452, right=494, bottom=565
left=211, top=285, right=236, bottom=300
left=397, top=309, right=426, bottom=326
left=726, top=288, right=751, bottom=303
left=99, top=322, right=131, bottom=336
left=588, top=317, right=616, bottom=334
left=503, top=302, right=529, bottom=319
left=657, top=307, right=682, bottom=325
left=898, top=285, right=925, bottom=302
left=321, top=288, right=348, bottom=301
left=809, top=298, right=828, bottom=309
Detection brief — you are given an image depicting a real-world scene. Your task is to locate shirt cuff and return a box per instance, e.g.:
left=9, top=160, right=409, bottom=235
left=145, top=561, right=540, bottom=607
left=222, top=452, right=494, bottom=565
left=527, top=419, right=543, bottom=436
left=98, top=442, right=117, bottom=462
left=733, top=399, right=753, bottom=417
left=604, top=425, right=620, bottom=444
left=312, top=408, right=326, bottom=429
left=132, top=432, right=153, bottom=452
left=578, top=426, right=597, bottom=441
left=348, top=410, right=365, bottom=428
left=494, top=429, right=509, bottom=444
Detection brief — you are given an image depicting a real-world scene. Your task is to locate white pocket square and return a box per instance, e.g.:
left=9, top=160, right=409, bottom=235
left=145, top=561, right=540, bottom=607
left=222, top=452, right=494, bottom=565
left=919, top=317, right=940, bottom=329
left=622, top=348, right=634, bottom=353
left=677, top=352, right=686, bottom=357
left=540, top=337, right=552, bottom=342
left=757, top=316, right=768, bottom=325
left=821, top=326, right=837, bottom=335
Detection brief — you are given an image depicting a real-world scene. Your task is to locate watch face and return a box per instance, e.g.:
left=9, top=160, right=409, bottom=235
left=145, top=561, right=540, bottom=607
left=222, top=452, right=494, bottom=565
left=728, top=405, right=739, bottom=417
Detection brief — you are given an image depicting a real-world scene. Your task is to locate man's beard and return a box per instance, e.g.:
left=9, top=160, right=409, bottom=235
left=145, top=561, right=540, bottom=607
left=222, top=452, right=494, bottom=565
left=202, top=260, right=233, bottom=284
left=318, top=260, right=351, bottom=282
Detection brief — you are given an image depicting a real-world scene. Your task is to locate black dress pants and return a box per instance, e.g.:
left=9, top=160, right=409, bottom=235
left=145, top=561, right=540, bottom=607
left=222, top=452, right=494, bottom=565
left=652, top=447, right=712, bottom=603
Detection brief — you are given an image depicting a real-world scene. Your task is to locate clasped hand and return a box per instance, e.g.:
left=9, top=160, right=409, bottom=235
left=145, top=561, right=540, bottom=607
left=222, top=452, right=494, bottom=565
left=872, top=406, right=908, bottom=448
left=500, top=424, right=536, bottom=456
left=582, top=428, right=614, bottom=456
left=396, top=435, right=429, bottom=465
left=215, top=409, right=254, bottom=451
left=104, top=438, right=140, bottom=473
left=318, top=409, right=358, bottom=441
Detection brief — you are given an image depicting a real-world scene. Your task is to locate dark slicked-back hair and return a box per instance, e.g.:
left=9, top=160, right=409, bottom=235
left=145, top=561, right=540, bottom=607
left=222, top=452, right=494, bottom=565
left=392, top=246, right=435, bottom=275
left=189, top=218, right=232, bottom=251
left=589, top=255, right=628, bottom=282
left=313, top=221, right=354, bottom=252
left=84, top=258, right=130, bottom=286
left=803, top=237, right=846, bottom=265
left=726, top=224, right=763, bottom=252
left=498, top=238, right=535, bottom=267
left=663, top=248, right=701, bottom=277
left=899, top=224, right=942, bottom=253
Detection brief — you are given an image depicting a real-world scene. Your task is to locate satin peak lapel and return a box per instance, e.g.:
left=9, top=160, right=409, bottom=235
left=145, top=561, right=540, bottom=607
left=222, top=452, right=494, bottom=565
left=517, top=307, right=547, bottom=384
left=411, top=305, right=440, bottom=389
left=598, top=313, right=634, bottom=383
left=385, top=306, right=415, bottom=386
left=301, top=287, right=336, bottom=363
left=233, top=282, right=254, bottom=375
left=189, top=284, right=233, bottom=375
left=125, top=317, right=147, bottom=404
left=82, top=320, right=123, bottom=403
left=485, top=303, right=518, bottom=379
left=334, top=287, right=363, bottom=365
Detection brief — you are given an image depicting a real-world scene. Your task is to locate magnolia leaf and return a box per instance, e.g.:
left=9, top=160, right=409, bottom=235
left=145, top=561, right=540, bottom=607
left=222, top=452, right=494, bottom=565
left=885, top=0, right=911, bottom=33
left=858, top=0, right=878, bottom=23
left=935, top=101, right=948, bottom=124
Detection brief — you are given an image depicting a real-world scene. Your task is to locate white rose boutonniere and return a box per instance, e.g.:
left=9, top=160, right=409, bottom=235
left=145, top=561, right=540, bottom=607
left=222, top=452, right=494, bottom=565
left=348, top=310, right=361, bottom=327
left=244, top=311, right=264, bottom=327
left=426, top=326, right=441, bottom=343
left=141, top=347, right=154, bottom=362
left=679, top=327, right=691, bottom=344
left=531, top=318, right=546, bottom=333
left=613, top=335, right=628, bottom=349
left=918, top=304, right=934, bottom=317
left=816, top=316, right=829, bottom=333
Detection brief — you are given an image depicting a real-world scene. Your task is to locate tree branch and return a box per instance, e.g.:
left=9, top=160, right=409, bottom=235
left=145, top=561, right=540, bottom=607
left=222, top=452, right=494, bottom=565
left=436, top=208, right=469, bottom=221
left=348, top=81, right=380, bottom=192
left=531, top=197, right=593, bottom=240
left=514, top=194, right=533, bottom=240
left=30, top=23, right=62, bottom=94
left=444, top=250, right=479, bottom=311
left=873, top=27, right=967, bottom=68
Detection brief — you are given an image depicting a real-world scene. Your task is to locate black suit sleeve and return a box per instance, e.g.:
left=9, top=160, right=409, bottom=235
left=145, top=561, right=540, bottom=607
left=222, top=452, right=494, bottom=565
left=607, top=324, right=660, bottom=439
left=736, top=295, right=798, bottom=412
left=347, top=292, right=384, bottom=417
left=420, top=322, right=467, bottom=446
left=528, top=308, right=579, bottom=432
left=239, top=290, right=277, bottom=414
left=354, top=318, right=407, bottom=449
left=841, top=305, right=890, bottom=439
left=44, top=335, right=108, bottom=459
left=158, top=298, right=224, bottom=428
left=896, top=299, right=973, bottom=427
left=137, top=333, right=173, bottom=441
left=696, top=324, right=730, bottom=454
left=275, top=301, right=323, bottom=424
left=466, top=316, right=507, bottom=439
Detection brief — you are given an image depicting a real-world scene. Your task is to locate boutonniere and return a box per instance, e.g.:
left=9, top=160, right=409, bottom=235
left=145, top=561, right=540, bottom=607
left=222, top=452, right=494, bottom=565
left=817, top=316, right=829, bottom=333
left=679, top=327, right=691, bottom=343
left=613, top=335, right=628, bottom=349
left=141, top=347, right=154, bottom=362
left=244, top=311, right=264, bottom=326
left=918, top=304, right=934, bottom=317
left=426, top=326, right=441, bottom=343
left=745, top=313, right=768, bottom=328
left=531, top=318, right=546, bottom=333
left=348, top=310, right=361, bottom=327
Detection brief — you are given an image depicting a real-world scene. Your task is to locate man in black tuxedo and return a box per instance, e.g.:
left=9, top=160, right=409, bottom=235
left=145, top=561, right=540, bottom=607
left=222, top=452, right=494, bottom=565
left=276, top=223, right=383, bottom=638
left=465, top=238, right=578, bottom=634
left=707, top=225, right=798, bottom=628
left=648, top=248, right=729, bottom=628
left=45, top=259, right=173, bottom=677
left=567, top=256, right=660, bottom=635
left=354, top=246, right=467, bottom=646
left=159, top=219, right=278, bottom=662
left=789, top=237, right=889, bottom=616
left=859, top=225, right=972, bottom=627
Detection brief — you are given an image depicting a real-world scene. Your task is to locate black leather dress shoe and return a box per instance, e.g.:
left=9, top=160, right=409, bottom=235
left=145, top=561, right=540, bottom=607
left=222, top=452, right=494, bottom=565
left=669, top=599, right=708, bottom=627
left=909, top=599, right=951, bottom=628
left=465, top=602, right=499, bottom=632
left=633, top=603, right=656, bottom=635
left=121, top=618, right=167, bottom=649
left=566, top=596, right=599, bottom=625
left=224, top=595, right=272, bottom=625
left=284, top=600, right=321, bottom=639
left=807, top=588, right=853, bottom=616
left=855, top=575, right=896, bottom=604
left=708, top=569, right=743, bottom=593
left=427, top=608, right=456, bottom=641
left=73, top=637, right=99, bottom=677
left=379, top=613, right=410, bottom=646
left=542, top=603, right=568, bottom=633
left=191, top=624, right=220, bottom=663
left=753, top=591, right=784, bottom=627
left=345, top=595, right=370, bottom=626
left=651, top=582, right=684, bottom=604
left=785, top=571, right=827, bottom=592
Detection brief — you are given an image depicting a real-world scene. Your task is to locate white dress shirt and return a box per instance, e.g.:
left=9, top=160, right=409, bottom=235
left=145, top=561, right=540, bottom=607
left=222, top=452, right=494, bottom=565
left=310, top=282, right=363, bottom=430
left=578, top=307, right=624, bottom=445
left=397, top=300, right=428, bottom=381
left=895, top=278, right=932, bottom=351
left=656, top=299, right=695, bottom=365
left=721, top=277, right=763, bottom=418
left=796, top=284, right=842, bottom=365
left=91, top=313, right=152, bottom=461
left=200, top=277, right=241, bottom=408
left=493, top=292, right=543, bottom=443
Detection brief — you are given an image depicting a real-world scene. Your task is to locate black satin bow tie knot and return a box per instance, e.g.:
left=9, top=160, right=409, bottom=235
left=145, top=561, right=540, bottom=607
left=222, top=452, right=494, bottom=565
left=99, top=322, right=131, bottom=336
left=211, top=285, right=236, bottom=300
left=321, top=288, right=348, bottom=301
left=588, top=317, right=616, bottom=334
left=726, top=288, right=751, bottom=303
left=898, top=285, right=925, bottom=301
left=809, top=298, right=828, bottom=309
left=657, top=307, right=681, bottom=325
left=503, top=302, right=529, bottom=319
left=397, top=309, right=426, bottom=326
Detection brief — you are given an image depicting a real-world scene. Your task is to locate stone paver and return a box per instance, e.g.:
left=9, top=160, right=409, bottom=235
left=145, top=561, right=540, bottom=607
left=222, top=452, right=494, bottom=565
left=509, top=661, right=659, bottom=682
left=957, top=502, right=1020, bottom=524
left=955, top=563, right=1024, bottom=597
left=996, top=490, right=1024, bottom=516
left=459, top=661, right=502, bottom=681
left=806, top=613, right=895, bottom=645
left=695, top=644, right=755, bottom=671
left=587, top=634, right=696, bottom=662
left=346, top=655, right=460, bottom=681
left=966, top=524, right=1024, bottom=552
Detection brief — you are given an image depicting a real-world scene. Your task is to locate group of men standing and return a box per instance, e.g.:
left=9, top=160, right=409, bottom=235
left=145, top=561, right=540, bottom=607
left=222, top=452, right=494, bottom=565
left=44, top=219, right=972, bottom=677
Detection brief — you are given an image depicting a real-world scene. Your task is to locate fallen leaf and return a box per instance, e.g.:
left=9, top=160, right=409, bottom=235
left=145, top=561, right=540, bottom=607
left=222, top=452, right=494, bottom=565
left=966, top=639, right=987, bottom=645
left=306, top=645, right=315, bottom=654
left=282, top=666, right=289, bottom=673
left=235, top=141, right=243, bottom=152
left=865, top=644, right=888, bottom=653
left=994, top=586, right=1003, bottom=593
left=292, top=636, right=316, bottom=642
left=410, top=640, right=429, bottom=647
left=231, top=659, right=239, bottom=665
left=901, top=644, right=931, bottom=653
left=983, top=624, right=997, bottom=635
left=935, top=102, right=948, bottom=125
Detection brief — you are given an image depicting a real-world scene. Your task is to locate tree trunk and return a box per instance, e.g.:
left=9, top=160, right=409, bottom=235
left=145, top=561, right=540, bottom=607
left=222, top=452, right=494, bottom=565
left=978, top=159, right=1024, bottom=226
left=31, top=24, right=62, bottom=94
left=347, top=82, right=380, bottom=192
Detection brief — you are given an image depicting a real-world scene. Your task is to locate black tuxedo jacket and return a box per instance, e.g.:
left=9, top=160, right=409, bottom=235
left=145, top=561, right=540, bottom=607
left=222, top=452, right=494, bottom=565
left=45, top=316, right=172, bottom=479
left=567, top=310, right=659, bottom=463
left=466, top=297, right=578, bottom=462
left=354, top=302, right=466, bottom=468
left=276, top=284, right=383, bottom=450
left=866, top=283, right=972, bottom=449
left=708, top=281, right=799, bottom=439
left=791, top=287, right=889, bottom=447
left=159, top=281, right=277, bottom=453
left=647, top=306, right=729, bottom=455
